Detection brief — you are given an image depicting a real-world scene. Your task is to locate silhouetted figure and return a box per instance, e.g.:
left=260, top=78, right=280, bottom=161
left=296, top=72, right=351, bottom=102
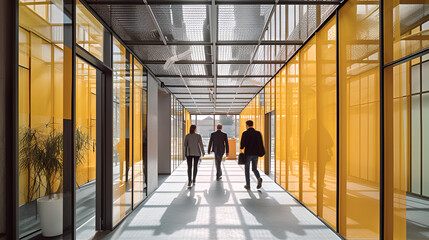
left=240, top=120, right=265, bottom=190
left=208, top=124, right=229, bottom=181
left=184, top=125, right=205, bottom=188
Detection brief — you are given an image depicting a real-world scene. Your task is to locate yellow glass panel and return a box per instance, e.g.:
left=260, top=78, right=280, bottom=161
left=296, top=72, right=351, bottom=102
left=316, top=16, right=337, bottom=229
left=286, top=55, right=300, bottom=199
left=76, top=58, right=97, bottom=186
left=77, top=0, right=104, bottom=60
left=339, top=0, right=380, bottom=238
left=300, top=37, right=317, bottom=213
left=265, top=82, right=271, bottom=113
left=19, top=28, right=30, bottom=68
left=384, top=0, right=429, bottom=64
left=275, top=74, right=280, bottom=184
left=280, top=67, right=287, bottom=189
left=132, top=67, right=145, bottom=203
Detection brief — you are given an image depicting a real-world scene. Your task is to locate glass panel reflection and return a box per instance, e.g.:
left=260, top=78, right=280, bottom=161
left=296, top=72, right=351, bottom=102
left=113, top=37, right=132, bottom=226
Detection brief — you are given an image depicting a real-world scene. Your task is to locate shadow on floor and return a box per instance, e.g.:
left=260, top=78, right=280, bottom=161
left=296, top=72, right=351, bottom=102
left=153, top=186, right=201, bottom=236
left=240, top=190, right=305, bottom=239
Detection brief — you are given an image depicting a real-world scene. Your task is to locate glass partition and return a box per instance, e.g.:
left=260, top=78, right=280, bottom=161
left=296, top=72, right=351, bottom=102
left=18, top=0, right=67, bottom=237
left=112, top=37, right=132, bottom=226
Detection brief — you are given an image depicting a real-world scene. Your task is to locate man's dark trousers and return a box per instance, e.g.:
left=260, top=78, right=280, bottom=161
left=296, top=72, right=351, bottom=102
left=215, top=153, right=223, bottom=178
left=208, top=130, right=229, bottom=179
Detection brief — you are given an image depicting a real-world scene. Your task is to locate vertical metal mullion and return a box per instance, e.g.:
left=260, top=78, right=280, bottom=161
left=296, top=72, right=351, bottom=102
left=379, top=0, right=385, bottom=239
left=63, top=0, right=76, bottom=238
left=420, top=59, right=423, bottom=196
left=95, top=69, right=102, bottom=231
left=1, top=0, right=19, bottom=238
left=131, top=58, right=135, bottom=209
left=335, top=9, right=340, bottom=234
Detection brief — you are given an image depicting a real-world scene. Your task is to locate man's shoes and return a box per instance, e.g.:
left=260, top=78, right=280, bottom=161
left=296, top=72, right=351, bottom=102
left=188, top=181, right=192, bottom=188
left=193, top=181, right=196, bottom=186
left=244, top=185, right=250, bottom=190
left=216, top=176, right=222, bottom=181
left=257, top=178, right=263, bottom=189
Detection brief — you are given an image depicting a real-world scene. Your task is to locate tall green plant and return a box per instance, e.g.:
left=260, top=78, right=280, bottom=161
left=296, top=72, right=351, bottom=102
left=20, top=125, right=63, bottom=199
left=19, top=124, right=90, bottom=200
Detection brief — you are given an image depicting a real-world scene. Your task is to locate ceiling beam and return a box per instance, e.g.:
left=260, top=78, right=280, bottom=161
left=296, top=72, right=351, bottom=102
left=126, top=40, right=302, bottom=46
left=166, top=85, right=261, bottom=88
left=176, top=97, right=250, bottom=99
left=216, top=40, right=303, bottom=45
left=157, top=75, right=272, bottom=78
left=88, top=0, right=342, bottom=5
left=142, top=60, right=285, bottom=64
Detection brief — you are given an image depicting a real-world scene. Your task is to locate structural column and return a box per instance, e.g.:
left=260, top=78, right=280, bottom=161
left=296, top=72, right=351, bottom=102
left=0, top=0, right=18, bottom=238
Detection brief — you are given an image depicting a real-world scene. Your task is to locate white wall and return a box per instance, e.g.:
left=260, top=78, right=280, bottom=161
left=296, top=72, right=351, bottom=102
left=147, top=74, right=159, bottom=194
left=158, top=90, right=171, bottom=174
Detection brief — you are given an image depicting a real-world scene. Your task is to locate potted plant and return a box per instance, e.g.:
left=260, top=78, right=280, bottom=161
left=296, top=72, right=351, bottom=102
left=19, top=124, right=90, bottom=237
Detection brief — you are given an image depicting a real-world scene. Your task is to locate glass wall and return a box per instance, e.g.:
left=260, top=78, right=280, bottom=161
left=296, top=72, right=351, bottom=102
left=132, top=58, right=147, bottom=207
left=339, top=1, right=380, bottom=238
left=171, top=96, right=186, bottom=171
left=18, top=0, right=67, bottom=237
left=384, top=1, right=429, bottom=236
left=112, top=37, right=132, bottom=226
left=240, top=13, right=337, bottom=232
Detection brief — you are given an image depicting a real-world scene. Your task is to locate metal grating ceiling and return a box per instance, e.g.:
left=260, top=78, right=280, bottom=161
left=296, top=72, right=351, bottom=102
left=87, top=0, right=343, bottom=115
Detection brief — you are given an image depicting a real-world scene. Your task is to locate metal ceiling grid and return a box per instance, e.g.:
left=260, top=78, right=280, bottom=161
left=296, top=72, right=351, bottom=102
left=86, top=0, right=342, bottom=115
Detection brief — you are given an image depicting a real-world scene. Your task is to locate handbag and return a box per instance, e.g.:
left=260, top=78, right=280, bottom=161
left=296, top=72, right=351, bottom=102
left=238, top=153, right=246, bottom=165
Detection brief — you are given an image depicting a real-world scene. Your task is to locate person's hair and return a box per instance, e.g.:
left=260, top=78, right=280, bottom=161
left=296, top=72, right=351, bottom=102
left=217, top=124, right=222, bottom=130
left=189, top=125, right=197, bottom=134
left=246, top=120, right=254, bottom=127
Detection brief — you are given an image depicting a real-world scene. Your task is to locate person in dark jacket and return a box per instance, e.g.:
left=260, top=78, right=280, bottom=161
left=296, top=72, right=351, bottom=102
left=208, top=124, right=229, bottom=181
left=184, top=125, right=205, bottom=188
left=240, top=120, right=265, bottom=190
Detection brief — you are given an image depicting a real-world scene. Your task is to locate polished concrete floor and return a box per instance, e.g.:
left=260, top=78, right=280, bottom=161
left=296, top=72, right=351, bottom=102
left=102, top=159, right=341, bottom=240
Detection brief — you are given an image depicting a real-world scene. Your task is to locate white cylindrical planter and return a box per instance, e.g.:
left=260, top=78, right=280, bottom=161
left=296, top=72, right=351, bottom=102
left=37, top=193, right=63, bottom=237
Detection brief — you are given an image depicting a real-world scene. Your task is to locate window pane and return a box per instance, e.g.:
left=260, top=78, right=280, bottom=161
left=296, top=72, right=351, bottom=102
left=411, top=95, right=421, bottom=195
left=76, top=0, right=104, bottom=60
left=422, top=93, right=429, bottom=196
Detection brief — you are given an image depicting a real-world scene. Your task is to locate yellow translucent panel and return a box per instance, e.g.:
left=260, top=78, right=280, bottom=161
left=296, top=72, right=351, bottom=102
left=275, top=74, right=281, bottom=184
left=265, top=82, right=271, bottom=113
left=384, top=0, right=429, bottom=64
left=300, top=37, right=317, bottom=212
left=286, top=55, right=300, bottom=199
left=280, top=67, right=287, bottom=189
left=76, top=58, right=97, bottom=186
left=19, top=28, right=30, bottom=68
left=271, top=79, right=276, bottom=112
left=30, top=34, right=53, bottom=129
left=77, top=0, right=104, bottom=60
left=339, top=0, right=380, bottom=238
left=316, top=16, right=337, bottom=229
left=18, top=67, right=30, bottom=206
left=19, top=0, right=66, bottom=44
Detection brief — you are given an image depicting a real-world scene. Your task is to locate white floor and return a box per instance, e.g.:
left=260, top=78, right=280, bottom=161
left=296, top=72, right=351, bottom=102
left=102, top=159, right=341, bottom=240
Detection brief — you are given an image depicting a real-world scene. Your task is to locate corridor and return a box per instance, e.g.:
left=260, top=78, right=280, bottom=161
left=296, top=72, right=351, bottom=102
left=103, top=160, right=341, bottom=240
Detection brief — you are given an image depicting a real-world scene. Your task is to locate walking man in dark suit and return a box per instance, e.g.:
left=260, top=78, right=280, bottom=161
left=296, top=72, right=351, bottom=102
left=208, top=124, right=229, bottom=181
left=240, top=120, right=265, bottom=190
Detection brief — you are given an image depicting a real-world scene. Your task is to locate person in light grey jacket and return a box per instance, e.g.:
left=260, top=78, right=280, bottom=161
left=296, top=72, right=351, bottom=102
left=184, top=125, right=205, bottom=187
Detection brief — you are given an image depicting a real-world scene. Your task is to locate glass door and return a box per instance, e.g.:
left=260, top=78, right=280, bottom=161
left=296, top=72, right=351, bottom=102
left=75, top=57, right=98, bottom=239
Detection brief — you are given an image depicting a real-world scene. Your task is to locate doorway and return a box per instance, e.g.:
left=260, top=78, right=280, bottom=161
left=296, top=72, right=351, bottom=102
left=265, top=111, right=275, bottom=178
left=75, top=57, right=100, bottom=239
